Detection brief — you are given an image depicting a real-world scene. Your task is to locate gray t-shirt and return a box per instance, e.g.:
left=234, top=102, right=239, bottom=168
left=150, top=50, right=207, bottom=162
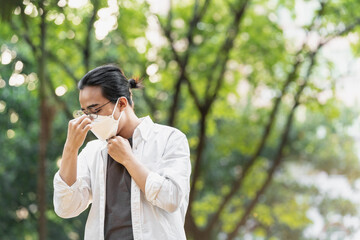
left=104, top=138, right=134, bottom=240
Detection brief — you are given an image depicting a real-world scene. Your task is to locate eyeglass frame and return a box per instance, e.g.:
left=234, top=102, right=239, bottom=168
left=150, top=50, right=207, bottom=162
left=75, top=100, right=112, bottom=119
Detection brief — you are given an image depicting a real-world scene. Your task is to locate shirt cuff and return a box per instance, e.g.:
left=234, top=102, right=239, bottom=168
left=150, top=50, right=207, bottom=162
left=145, top=171, right=166, bottom=204
left=54, top=171, right=83, bottom=191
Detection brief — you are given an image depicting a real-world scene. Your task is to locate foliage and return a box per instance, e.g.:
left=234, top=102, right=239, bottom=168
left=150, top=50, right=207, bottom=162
left=1, top=0, right=360, bottom=239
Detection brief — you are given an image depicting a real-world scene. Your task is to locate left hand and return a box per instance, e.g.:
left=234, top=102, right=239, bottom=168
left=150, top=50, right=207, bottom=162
left=107, top=136, right=134, bottom=165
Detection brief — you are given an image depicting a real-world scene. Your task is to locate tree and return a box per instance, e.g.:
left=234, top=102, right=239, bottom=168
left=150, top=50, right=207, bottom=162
left=1, top=0, right=360, bottom=239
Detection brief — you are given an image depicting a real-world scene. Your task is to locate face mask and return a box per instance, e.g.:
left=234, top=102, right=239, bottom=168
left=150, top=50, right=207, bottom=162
left=90, top=98, right=123, bottom=141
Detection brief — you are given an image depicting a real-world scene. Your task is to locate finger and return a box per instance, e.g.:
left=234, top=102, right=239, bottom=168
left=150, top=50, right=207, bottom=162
left=68, top=118, right=78, bottom=126
left=109, top=136, right=119, bottom=142
left=107, top=143, right=114, bottom=153
left=107, top=138, right=114, bottom=144
left=115, top=135, right=124, bottom=140
left=113, top=136, right=124, bottom=143
left=79, top=117, right=92, bottom=129
left=83, top=124, right=92, bottom=132
left=74, top=113, right=87, bottom=121
left=74, top=114, right=89, bottom=125
left=118, top=136, right=129, bottom=144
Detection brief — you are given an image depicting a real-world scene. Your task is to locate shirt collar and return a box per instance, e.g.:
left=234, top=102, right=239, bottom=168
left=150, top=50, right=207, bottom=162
left=134, top=116, right=154, bottom=142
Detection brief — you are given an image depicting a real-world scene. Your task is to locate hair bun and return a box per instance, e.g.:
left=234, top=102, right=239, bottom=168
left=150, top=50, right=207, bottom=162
left=129, top=78, right=138, bottom=89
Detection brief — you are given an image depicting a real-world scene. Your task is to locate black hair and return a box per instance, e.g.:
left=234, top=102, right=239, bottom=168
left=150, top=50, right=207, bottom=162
left=78, top=64, right=141, bottom=106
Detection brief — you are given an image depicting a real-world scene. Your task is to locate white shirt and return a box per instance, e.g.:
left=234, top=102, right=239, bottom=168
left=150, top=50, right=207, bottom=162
left=53, top=116, right=191, bottom=240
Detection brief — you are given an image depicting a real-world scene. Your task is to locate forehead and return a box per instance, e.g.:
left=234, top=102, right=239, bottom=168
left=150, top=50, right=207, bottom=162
left=79, top=86, right=107, bottom=107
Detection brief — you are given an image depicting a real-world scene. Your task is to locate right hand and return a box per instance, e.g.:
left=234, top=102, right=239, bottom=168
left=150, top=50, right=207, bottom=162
left=65, top=115, right=92, bottom=151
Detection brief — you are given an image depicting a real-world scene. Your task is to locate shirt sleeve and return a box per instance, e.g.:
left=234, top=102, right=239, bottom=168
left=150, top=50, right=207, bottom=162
left=53, top=144, right=92, bottom=218
left=145, top=130, right=191, bottom=213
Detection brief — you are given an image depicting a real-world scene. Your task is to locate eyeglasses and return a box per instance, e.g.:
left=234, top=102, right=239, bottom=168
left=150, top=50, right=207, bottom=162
left=75, top=101, right=112, bottom=119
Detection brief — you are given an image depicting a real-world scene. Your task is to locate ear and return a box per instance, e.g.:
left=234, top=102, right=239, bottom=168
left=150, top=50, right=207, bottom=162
left=118, top=97, right=128, bottom=111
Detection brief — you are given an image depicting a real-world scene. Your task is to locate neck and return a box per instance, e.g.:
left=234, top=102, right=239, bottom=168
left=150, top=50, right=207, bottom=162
left=118, top=110, right=141, bottom=139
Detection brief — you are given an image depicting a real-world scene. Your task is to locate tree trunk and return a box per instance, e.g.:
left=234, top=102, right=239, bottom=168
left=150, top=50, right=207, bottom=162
left=168, top=75, right=183, bottom=126
left=37, top=99, right=54, bottom=240
left=185, top=111, right=208, bottom=238
left=37, top=2, right=51, bottom=239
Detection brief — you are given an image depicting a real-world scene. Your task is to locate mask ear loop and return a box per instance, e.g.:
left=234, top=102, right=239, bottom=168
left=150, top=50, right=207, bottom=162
left=112, top=97, right=123, bottom=120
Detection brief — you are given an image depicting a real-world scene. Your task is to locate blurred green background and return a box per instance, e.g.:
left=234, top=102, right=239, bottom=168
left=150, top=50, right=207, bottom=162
left=1, top=0, right=360, bottom=239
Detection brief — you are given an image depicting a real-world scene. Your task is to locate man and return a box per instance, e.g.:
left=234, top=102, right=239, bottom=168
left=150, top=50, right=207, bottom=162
left=53, top=65, right=191, bottom=240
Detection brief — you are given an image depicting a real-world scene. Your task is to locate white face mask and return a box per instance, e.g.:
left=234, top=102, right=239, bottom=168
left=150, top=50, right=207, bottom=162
left=90, top=98, right=123, bottom=141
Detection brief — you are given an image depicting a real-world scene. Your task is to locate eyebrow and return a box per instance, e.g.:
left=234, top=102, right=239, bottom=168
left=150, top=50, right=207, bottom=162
left=80, top=103, right=99, bottom=110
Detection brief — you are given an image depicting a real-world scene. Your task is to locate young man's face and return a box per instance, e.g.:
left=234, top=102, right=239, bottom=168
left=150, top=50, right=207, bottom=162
left=79, top=86, right=117, bottom=118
